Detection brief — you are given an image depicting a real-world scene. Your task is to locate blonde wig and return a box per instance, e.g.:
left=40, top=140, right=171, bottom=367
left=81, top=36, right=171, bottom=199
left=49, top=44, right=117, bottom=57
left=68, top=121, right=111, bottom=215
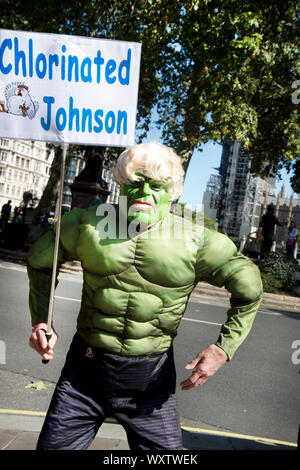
left=112, top=143, right=185, bottom=201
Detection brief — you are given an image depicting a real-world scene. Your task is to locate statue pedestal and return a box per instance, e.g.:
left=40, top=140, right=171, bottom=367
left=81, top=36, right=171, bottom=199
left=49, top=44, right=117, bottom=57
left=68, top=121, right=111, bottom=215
left=70, top=181, right=110, bottom=209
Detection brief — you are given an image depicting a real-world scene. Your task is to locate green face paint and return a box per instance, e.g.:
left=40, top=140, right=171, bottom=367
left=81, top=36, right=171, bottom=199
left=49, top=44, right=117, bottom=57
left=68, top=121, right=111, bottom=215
left=120, top=174, right=171, bottom=225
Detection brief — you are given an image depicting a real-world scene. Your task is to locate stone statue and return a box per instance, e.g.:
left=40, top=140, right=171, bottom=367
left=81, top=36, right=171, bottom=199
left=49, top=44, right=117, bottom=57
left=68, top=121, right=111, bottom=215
left=70, top=146, right=110, bottom=208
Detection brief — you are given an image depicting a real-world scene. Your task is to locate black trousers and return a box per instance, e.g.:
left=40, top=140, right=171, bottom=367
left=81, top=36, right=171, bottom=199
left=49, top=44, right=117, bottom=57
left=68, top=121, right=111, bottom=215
left=261, top=239, right=273, bottom=254
left=37, top=333, right=183, bottom=451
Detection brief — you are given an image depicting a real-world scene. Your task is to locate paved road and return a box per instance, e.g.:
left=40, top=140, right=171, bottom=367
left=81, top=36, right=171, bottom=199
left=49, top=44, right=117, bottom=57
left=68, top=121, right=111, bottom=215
left=0, top=260, right=299, bottom=447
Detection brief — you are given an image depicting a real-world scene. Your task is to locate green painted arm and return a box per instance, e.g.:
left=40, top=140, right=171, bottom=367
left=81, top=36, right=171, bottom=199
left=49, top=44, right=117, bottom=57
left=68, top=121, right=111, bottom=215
left=197, top=229, right=263, bottom=360
left=27, top=229, right=64, bottom=326
left=26, top=209, right=83, bottom=326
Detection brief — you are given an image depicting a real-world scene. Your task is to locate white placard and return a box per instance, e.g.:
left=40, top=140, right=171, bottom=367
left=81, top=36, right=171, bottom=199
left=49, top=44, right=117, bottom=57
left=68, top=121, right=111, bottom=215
left=0, top=29, right=141, bottom=147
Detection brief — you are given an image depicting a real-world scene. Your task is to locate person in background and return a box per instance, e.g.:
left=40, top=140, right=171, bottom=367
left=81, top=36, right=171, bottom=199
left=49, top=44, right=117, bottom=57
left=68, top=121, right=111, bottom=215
left=36, top=208, right=50, bottom=228
left=286, top=220, right=298, bottom=260
left=259, top=204, right=283, bottom=255
left=88, top=194, right=102, bottom=207
left=1, top=200, right=12, bottom=231
left=13, top=201, right=27, bottom=224
left=245, top=228, right=264, bottom=260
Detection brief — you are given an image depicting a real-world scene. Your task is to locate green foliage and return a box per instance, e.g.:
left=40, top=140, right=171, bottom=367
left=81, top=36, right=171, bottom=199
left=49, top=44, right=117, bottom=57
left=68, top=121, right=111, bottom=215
left=154, top=0, right=299, bottom=178
left=202, top=212, right=217, bottom=230
left=172, top=203, right=217, bottom=229
left=258, top=253, right=298, bottom=292
left=1, top=0, right=299, bottom=184
left=0, top=0, right=171, bottom=141
left=25, top=381, right=47, bottom=391
left=290, top=159, right=300, bottom=195
left=260, top=272, right=282, bottom=294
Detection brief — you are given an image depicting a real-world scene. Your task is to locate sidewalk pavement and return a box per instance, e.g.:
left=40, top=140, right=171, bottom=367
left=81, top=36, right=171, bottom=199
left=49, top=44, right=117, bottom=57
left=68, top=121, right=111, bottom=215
left=0, top=247, right=299, bottom=451
left=193, top=281, right=300, bottom=310
left=0, top=412, right=298, bottom=450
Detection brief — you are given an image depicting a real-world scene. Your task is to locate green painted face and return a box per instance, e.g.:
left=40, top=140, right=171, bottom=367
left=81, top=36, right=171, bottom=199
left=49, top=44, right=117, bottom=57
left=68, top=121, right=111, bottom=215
left=120, top=174, right=171, bottom=226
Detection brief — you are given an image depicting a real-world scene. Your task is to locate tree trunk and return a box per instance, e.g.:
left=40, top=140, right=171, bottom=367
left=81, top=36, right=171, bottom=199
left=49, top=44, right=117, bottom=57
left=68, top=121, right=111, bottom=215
left=175, top=60, right=208, bottom=175
left=176, top=141, right=195, bottom=174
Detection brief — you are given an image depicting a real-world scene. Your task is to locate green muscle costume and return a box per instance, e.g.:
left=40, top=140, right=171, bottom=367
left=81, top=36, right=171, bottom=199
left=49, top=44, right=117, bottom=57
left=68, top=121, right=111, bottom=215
left=27, top=205, right=263, bottom=360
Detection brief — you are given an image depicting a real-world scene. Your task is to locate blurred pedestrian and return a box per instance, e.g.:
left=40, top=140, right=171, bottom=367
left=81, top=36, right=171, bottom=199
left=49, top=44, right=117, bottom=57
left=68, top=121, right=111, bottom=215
left=88, top=194, right=102, bottom=207
left=1, top=200, right=12, bottom=231
left=286, top=220, right=298, bottom=259
left=245, top=228, right=264, bottom=259
left=13, top=202, right=27, bottom=224
left=259, top=204, right=283, bottom=255
left=37, top=208, right=50, bottom=228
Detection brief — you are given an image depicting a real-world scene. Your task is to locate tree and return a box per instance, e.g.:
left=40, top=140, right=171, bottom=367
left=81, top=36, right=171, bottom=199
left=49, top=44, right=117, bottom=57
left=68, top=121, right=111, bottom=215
left=172, top=202, right=217, bottom=230
left=290, top=159, right=300, bottom=194
left=155, top=1, right=299, bottom=177
left=1, top=0, right=299, bottom=193
left=0, top=1, right=171, bottom=211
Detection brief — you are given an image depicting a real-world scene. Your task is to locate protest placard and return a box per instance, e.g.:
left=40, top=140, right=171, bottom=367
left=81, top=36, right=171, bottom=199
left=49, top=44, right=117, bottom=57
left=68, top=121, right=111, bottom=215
left=0, top=29, right=141, bottom=146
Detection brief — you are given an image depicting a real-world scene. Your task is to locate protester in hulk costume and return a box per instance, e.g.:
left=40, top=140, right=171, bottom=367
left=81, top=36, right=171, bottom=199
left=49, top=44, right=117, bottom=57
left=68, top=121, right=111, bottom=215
left=27, top=143, right=262, bottom=451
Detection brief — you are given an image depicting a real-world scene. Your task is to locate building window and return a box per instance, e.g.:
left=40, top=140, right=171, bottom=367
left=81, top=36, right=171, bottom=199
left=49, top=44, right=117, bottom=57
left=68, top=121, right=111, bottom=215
left=16, top=156, right=20, bottom=166
left=0, top=166, right=5, bottom=176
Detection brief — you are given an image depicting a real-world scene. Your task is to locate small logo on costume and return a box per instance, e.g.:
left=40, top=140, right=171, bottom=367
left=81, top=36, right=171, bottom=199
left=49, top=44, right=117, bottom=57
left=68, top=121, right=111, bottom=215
left=85, top=347, right=94, bottom=359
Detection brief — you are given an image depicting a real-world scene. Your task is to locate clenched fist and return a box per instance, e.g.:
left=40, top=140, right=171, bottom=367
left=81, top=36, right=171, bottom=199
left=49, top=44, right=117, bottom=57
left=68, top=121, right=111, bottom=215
left=29, top=323, right=58, bottom=362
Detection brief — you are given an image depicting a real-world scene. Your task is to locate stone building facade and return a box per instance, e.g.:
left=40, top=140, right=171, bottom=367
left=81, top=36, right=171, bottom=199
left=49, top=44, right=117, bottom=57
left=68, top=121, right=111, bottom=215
left=0, top=138, right=54, bottom=215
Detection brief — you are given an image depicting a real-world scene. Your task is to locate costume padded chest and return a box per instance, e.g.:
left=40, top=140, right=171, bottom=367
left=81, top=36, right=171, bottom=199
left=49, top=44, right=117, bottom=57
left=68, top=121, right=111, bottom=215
left=27, top=205, right=263, bottom=359
left=58, top=207, right=200, bottom=356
